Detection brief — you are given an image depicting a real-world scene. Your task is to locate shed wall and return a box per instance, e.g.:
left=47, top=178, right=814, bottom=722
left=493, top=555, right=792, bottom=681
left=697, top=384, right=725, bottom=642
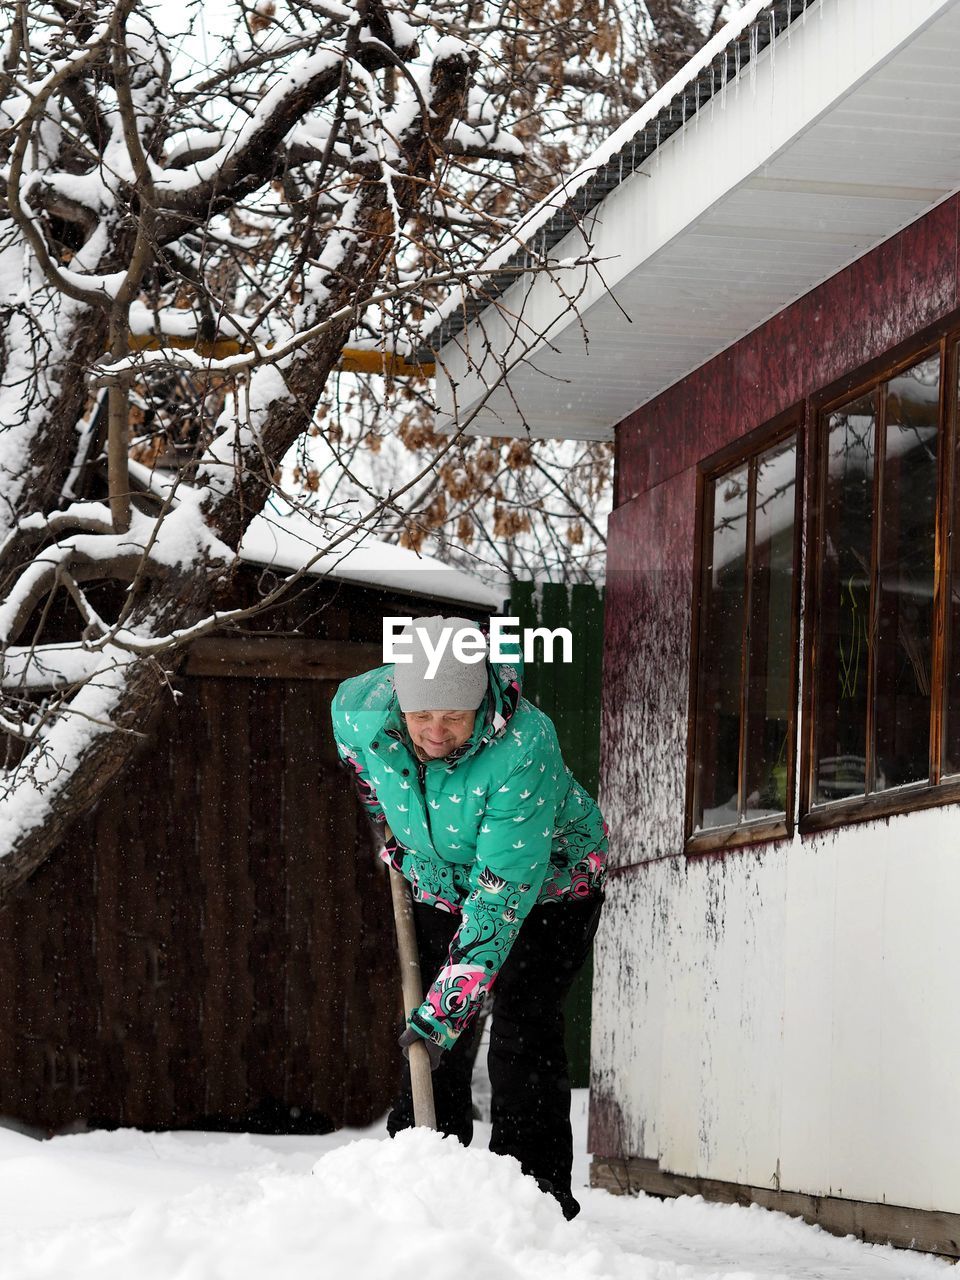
left=0, top=672, right=399, bottom=1135
left=593, top=192, right=960, bottom=1211
left=0, top=580, right=496, bottom=1136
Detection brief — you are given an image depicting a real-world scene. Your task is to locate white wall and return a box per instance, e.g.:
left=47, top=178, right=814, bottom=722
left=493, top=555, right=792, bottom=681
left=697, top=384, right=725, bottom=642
left=591, top=808, right=960, bottom=1211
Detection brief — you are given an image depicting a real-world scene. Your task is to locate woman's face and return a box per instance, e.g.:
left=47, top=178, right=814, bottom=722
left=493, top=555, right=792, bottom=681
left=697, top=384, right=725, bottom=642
left=404, top=709, right=476, bottom=759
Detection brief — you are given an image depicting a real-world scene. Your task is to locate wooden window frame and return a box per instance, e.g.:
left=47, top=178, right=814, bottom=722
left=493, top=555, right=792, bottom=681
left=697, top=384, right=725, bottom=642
left=684, top=408, right=805, bottom=855
left=799, top=332, right=960, bottom=835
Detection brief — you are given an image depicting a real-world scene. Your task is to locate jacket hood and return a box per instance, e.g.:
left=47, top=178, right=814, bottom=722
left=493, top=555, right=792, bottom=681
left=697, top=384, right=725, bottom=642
left=473, top=649, right=525, bottom=746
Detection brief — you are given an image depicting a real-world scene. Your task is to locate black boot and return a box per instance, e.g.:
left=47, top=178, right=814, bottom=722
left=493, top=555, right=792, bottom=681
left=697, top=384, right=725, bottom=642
left=536, top=1177, right=581, bottom=1221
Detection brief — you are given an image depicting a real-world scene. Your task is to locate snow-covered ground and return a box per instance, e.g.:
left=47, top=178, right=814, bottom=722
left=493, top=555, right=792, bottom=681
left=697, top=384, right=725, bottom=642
left=1, top=1091, right=955, bottom=1280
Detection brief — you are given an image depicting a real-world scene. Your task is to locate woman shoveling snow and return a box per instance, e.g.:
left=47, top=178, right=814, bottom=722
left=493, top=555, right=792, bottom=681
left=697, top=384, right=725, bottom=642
left=331, top=614, right=608, bottom=1220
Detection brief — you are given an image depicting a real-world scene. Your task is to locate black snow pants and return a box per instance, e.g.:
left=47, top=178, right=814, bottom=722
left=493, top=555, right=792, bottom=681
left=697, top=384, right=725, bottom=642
left=386, top=891, right=604, bottom=1201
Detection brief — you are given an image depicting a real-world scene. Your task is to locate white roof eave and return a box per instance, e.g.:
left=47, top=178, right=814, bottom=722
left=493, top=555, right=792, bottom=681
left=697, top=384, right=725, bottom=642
left=435, top=0, right=960, bottom=441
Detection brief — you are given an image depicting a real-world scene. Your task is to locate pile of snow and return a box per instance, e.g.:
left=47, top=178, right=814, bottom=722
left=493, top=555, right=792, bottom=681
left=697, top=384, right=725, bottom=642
left=1, top=1097, right=955, bottom=1280
left=6, top=1131, right=564, bottom=1280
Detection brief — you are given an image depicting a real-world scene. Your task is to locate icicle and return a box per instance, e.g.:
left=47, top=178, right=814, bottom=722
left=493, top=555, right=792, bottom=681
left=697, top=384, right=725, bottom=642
left=721, top=50, right=728, bottom=109
left=768, top=9, right=776, bottom=75
left=734, top=35, right=741, bottom=80
left=749, top=21, right=759, bottom=91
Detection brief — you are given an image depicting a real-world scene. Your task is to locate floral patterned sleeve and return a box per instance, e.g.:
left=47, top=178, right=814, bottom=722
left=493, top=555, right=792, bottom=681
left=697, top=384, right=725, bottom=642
left=410, top=747, right=560, bottom=1051
left=331, top=712, right=389, bottom=840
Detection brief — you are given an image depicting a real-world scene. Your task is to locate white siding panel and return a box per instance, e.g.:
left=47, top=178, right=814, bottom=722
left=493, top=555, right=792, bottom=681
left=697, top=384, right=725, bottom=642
left=657, top=858, right=709, bottom=1177
left=593, top=806, right=960, bottom=1211
left=700, top=851, right=788, bottom=1188
left=824, top=835, right=887, bottom=1201
left=778, top=836, right=837, bottom=1196
left=590, top=865, right=669, bottom=1162
left=877, top=831, right=960, bottom=1209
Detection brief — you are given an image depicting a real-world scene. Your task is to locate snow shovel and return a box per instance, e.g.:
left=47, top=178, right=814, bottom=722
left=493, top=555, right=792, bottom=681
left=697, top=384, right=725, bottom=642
left=389, top=866, right=438, bottom=1130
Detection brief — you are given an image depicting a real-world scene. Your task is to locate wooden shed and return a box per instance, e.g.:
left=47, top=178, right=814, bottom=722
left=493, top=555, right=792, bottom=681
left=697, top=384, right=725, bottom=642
left=432, top=0, right=960, bottom=1259
left=0, top=511, right=502, bottom=1136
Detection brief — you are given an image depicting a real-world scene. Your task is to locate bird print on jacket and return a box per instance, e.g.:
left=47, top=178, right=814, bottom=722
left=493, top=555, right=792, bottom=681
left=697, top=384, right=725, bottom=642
left=331, top=644, right=608, bottom=1051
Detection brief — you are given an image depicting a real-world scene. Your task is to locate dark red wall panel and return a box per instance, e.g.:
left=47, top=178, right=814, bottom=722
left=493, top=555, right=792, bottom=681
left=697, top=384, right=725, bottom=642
left=616, top=195, right=960, bottom=504
left=602, top=195, right=960, bottom=874
left=602, top=473, right=696, bottom=869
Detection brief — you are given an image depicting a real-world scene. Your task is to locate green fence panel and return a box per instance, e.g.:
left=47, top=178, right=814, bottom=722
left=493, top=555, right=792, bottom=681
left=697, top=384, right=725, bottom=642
left=506, top=582, right=605, bottom=1088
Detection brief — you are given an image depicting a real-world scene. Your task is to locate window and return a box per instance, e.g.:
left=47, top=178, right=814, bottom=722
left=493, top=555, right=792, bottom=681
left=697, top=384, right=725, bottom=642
left=687, top=422, right=802, bottom=849
left=686, top=335, right=960, bottom=849
left=803, top=344, right=960, bottom=829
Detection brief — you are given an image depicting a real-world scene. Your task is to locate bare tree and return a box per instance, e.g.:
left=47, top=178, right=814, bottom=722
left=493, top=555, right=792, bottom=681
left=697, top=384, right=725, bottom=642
left=0, top=0, right=596, bottom=901
left=299, top=0, right=745, bottom=582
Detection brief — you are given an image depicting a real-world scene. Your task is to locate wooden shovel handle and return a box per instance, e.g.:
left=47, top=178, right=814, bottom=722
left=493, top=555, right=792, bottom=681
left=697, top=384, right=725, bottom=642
left=389, top=866, right=438, bottom=1130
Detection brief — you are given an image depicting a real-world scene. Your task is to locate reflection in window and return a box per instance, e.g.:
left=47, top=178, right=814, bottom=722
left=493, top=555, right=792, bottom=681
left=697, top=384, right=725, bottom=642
left=692, top=438, right=799, bottom=833
left=945, top=361, right=960, bottom=776
left=875, top=358, right=939, bottom=788
left=694, top=465, right=748, bottom=831
left=813, top=354, right=940, bottom=802
left=744, top=438, right=798, bottom=820
left=814, top=394, right=875, bottom=803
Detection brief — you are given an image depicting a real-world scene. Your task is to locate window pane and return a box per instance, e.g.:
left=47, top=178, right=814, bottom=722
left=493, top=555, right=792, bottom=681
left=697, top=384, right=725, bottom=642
left=874, top=356, right=939, bottom=789
left=743, top=437, right=798, bottom=820
left=945, top=360, right=960, bottom=775
left=814, top=394, right=876, bottom=804
left=694, top=465, right=748, bottom=831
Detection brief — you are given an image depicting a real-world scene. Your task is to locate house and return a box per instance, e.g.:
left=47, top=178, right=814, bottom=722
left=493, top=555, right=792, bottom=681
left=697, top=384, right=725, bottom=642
left=431, top=0, right=960, bottom=1258
left=0, top=507, right=502, bottom=1136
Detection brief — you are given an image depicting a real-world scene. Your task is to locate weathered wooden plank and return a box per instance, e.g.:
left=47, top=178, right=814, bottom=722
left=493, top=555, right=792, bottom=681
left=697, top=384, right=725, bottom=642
left=67, top=831, right=98, bottom=1129
left=196, top=682, right=229, bottom=1119
left=115, top=741, right=159, bottom=1130
left=166, top=680, right=206, bottom=1124
left=281, top=683, right=320, bottom=1118
left=590, top=1158, right=960, bottom=1259
left=222, top=679, right=255, bottom=1123
left=283, top=683, right=343, bottom=1126
left=132, top=732, right=175, bottom=1126
left=340, top=760, right=403, bottom=1126
left=245, top=678, right=288, bottom=1114
left=14, top=852, right=56, bottom=1128
left=185, top=637, right=382, bottom=680
left=280, top=677, right=400, bottom=1128
left=0, top=860, right=16, bottom=1123
left=91, top=782, right=126, bottom=1129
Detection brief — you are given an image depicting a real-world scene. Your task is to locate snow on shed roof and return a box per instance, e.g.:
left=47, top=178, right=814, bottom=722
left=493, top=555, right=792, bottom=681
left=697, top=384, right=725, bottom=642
left=239, top=502, right=504, bottom=610
left=434, top=0, right=960, bottom=440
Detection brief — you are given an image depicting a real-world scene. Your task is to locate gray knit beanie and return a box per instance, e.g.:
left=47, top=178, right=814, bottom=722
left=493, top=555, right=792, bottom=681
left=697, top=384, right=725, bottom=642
left=392, top=615, right=489, bottom=713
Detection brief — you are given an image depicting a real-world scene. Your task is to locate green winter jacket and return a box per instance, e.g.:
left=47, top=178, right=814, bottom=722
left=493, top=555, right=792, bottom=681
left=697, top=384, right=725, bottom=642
left=330, top=648, right=608, bottom=1051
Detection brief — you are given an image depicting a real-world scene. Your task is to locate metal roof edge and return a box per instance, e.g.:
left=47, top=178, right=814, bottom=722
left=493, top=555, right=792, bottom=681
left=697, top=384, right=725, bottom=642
left=417, top=0, right=816, bottom=365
